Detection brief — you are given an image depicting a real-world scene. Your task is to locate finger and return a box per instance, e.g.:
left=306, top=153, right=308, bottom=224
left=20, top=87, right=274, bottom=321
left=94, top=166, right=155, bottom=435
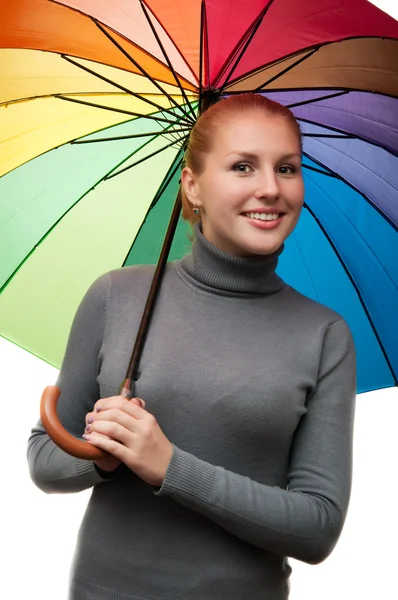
left=86, top=397, right=146, bottom=428
left=93, top=397, right=147, bottom=419
left=87, top=408, right=139, bottom=434
left=87, top=419, right=134, bottom=446
left=83, top=431, right=130, bottom=463
left=135, top=397, right=146, bottom=409
left=83, top=430, right=112, bottom=442
left=92, top=395, right=126, bottom=413
left=83, top=418, right=114, bottom=439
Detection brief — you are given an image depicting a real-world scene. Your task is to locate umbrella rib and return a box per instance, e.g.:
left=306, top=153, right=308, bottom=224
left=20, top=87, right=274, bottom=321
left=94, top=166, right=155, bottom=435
left=122, top=150, right=184, bottom=268
left=55, top=94, right=183, bottom=125
left=139, top=1, right=197, bottom=121
left=79, top=119, right=186, bottom=153
left=151, top=154, right=183, bottom=209
left=303, top=201, right=398, bottom=386
left=203, top=0, right=210, bottom=92
left=72, top=128, right=191, bottom=144
left=105, top=137, right=188, bottom=180
left=298, top=116, right=398, bottom=158
left=226, top=86, right=398, bottom=108
left=253, top=48, right=319, bottom=92
left=222, top=36, right=398, bottom=90
left=0, top=92, right=194, bottom=109
left=198, top=0, right=205, bottom=101
left=149, top=110, right=191, bottom=145
left=290, top=229, right=321, bottom=302
left=223, top=90, right=351, bottom=108
left=304, top=181, right=398, bottom=297
left=302, top=133, right=354, bottom=139
left=219, top=1, right=275, bottom=91
left=0, top=94, right=65, bottom=107
left=92, top=18, right=193, bottom=124
left=140, top=0, right=200, bottom=87
left=0, top=132, right=172, bottom=294
left=302, top=164, right=339, bottom=178
left=60, top=55, right=193, bottom=126
left=286, top=90, right=350, bottom=109
left=308, top=141, right=398, bottom=212
left=303, top=150, right=398, bottom=233
left=150, top=123, right=182, bottom=146
left=224, top=48, right=318, bottom=92
left=283, top=86, right=398, bottom=103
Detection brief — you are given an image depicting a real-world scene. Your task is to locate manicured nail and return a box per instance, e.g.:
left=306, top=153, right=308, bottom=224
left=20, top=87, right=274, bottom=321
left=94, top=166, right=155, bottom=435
left=87, top=417, right=94, bottom=424
left=95, top=405, right=101, bottom=413
left=82, top=434, right=91, bottom=441
left=85, top=425, right=91, bottom=432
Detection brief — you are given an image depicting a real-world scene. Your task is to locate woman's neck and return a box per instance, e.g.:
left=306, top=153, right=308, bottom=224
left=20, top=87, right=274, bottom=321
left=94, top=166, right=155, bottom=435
left=178, top=222, right=284, bottom=295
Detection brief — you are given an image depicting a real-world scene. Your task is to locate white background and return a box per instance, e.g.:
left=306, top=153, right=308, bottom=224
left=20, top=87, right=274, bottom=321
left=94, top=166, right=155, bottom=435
left=2, top=336, right=397, bottom=599
left=2, top=3, right=397, bottom=597
left=371, top=0, right=398, bottom=20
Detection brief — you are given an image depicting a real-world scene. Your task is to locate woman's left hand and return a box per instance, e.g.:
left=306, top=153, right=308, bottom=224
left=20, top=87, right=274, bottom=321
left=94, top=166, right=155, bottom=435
left=83, top=396, right=173, bottom=487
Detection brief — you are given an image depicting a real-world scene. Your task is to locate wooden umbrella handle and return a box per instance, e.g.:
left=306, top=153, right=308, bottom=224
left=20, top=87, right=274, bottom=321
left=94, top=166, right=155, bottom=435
left=40, top=385, right=107, bottom=460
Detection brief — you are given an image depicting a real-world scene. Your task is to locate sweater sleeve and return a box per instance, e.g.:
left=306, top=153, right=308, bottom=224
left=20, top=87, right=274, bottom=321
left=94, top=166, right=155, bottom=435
left=27, top=273, right=116, bottom=493
left=155, top=318, right=356, bottom=565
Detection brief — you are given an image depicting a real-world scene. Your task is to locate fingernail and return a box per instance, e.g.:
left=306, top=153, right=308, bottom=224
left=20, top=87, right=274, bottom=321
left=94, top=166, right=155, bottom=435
left=88, top=417, right=94, bottom=424
left=85, top=425, right=91, bottom=432
left=83, top=434, right=91, bottom=441
left=95, top=405, right=101, bottom=413
left=137, top=398, right=145, bottom=408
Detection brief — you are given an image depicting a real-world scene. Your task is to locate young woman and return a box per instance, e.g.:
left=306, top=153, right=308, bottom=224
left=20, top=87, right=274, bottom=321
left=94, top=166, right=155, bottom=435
left=28, top=94, right=356, bottom=600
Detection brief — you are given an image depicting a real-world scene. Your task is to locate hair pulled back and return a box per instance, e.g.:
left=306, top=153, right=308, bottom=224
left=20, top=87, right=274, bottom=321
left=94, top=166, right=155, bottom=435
left=181, top=93, right=302, bottom=225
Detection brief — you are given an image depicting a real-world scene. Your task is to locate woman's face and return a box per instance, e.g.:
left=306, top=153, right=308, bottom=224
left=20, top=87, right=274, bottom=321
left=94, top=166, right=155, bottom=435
left=182, top=110, right=304, bottom=257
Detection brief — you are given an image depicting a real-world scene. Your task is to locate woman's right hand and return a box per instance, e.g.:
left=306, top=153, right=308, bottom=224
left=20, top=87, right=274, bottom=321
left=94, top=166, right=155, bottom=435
left=94, top=454, right=121, bottom=473
left=85, top=396, right=145, bottom=473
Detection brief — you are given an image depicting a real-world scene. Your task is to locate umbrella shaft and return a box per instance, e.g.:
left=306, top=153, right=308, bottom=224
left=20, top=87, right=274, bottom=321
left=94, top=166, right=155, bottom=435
left=121, top=191, right=183, bottom=397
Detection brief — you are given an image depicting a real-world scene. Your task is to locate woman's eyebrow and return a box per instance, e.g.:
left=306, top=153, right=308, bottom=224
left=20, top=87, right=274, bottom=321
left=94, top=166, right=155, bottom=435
left=225, top=151, right=301, bottom=161
left=280, top=152, right=301, bottom=161
left=225, top=151, right=258, bottom=160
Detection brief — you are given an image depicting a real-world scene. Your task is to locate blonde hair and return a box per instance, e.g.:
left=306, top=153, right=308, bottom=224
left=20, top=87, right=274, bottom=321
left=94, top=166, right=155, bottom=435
left=181, top=93, right=302, bottom=225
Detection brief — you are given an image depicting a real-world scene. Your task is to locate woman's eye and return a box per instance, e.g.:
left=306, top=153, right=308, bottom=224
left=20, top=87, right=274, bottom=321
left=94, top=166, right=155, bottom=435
left=278, top=165, right=297, bottom=175
left=233, top=163, right=252, bottom=173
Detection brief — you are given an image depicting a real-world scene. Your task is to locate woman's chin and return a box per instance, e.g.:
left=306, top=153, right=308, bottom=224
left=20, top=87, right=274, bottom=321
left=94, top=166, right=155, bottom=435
left=238, top=234, right=285, bottom=257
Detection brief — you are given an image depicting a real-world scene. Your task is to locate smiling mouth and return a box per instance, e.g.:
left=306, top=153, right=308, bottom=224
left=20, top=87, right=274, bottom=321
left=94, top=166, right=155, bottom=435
left=241, top=212, right=283, bottom=222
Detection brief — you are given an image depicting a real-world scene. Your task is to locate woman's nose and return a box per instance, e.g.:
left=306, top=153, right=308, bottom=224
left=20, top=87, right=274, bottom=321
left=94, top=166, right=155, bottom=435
left=254, top=169, right=280, bottom=199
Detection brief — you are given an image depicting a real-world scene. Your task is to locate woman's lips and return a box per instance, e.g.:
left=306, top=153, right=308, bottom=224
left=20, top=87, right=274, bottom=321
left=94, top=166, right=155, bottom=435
left=241, top=213, right=285, bottom=230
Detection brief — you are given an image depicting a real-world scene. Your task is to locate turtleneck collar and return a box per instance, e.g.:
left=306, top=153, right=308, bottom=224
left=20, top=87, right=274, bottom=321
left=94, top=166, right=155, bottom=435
left=178, top=222, right=284, bottom=296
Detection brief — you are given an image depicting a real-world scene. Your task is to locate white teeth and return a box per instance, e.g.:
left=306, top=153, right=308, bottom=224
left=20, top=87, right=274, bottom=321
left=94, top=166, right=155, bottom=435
left=244, top=212, right=280, bottom=221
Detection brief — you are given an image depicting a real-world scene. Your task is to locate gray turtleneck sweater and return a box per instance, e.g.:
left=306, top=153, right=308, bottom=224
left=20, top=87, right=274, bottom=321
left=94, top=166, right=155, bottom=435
left=28, top=225, right=356, bottom=600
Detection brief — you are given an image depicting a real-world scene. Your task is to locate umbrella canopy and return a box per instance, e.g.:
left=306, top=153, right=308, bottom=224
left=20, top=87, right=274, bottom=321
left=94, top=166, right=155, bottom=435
left=0, top=0, right=397, bottom=394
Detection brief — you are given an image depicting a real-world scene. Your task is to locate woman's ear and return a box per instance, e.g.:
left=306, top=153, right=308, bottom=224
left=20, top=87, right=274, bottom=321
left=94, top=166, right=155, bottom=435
left=181, top=167, right=201, bottom=206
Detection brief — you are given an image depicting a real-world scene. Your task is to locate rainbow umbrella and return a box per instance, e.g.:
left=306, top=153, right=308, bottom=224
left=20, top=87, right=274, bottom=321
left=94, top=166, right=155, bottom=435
left=1, top=0, right=398, bottom=396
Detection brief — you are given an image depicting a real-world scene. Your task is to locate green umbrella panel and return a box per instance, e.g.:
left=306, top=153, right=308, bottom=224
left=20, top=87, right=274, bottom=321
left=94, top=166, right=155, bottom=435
left=0, top=107, right=194, bottom=367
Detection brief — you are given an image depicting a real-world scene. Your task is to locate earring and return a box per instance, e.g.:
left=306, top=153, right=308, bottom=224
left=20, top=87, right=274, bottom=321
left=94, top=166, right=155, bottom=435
left=192, top=206, right=200, bottom=215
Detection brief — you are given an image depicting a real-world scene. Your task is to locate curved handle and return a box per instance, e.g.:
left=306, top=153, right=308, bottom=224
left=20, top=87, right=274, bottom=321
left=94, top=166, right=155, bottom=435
left=40, top=385, right=107, bottom=460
